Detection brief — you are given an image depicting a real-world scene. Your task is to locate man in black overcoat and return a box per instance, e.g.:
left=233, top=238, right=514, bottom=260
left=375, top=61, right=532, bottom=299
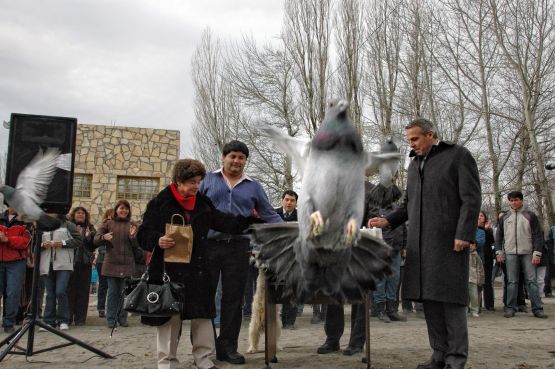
left=369, top=118, right=481, bottom=369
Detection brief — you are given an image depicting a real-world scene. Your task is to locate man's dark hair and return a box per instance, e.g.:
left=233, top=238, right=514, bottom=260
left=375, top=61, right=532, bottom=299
left=282, top=190, right=298, bottom=201
left=405, top=118, right=438, bottom=139
left=507, top=190, right=524, bottom=200
left=222, top=140, right=249, bottom=158
left=172, top=159, right=206, bottom=184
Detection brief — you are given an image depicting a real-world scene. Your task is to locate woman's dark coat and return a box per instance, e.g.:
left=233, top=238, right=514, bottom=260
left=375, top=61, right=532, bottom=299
left=137, top=186, right=253, bottom=325
left=387, top=141, right=481, bottom=305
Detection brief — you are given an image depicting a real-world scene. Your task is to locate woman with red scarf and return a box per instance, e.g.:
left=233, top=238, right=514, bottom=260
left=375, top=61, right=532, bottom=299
left=137, top=159, right=261, bottom=369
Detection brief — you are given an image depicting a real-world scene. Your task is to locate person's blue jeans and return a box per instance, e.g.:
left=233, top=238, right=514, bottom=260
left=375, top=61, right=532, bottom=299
left=96, top=263, right=108, bottom=312
left=505, top=254, right=543, bottom=312
left=0, top=260, right=26, bottom=328
left=373, top=252, right=401, bottom=304
left=106, top=276, right=127, bottom=325
left=42, top=269, right=72, bottom=326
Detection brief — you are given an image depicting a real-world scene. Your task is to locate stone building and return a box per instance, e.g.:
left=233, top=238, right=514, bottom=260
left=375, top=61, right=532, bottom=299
left=71, top=124, right=179, bottom=224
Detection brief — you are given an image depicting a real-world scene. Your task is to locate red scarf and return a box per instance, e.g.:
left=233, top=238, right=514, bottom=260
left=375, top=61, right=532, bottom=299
left=170, top=183, right=196, bottom=211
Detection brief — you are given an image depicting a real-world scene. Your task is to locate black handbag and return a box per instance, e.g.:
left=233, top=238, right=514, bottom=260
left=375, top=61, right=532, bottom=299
left=123, top=249, right=183, bottom=317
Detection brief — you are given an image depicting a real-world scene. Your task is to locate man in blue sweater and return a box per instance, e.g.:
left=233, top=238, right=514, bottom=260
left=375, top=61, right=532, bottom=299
left=200, top=140, right=282, bottom=365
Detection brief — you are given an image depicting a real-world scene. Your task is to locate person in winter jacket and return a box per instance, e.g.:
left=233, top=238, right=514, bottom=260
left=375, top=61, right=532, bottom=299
left=0, top=208, right=32, bottom=333
left=67, top=206, right=96, bottom=325
left=39, top=214, right=82, bottom=330
left=93, top=200, right=139, bottom=328
left=495, top=191, right=547, bottom=319
left=137, top=159, right=263, bottom=369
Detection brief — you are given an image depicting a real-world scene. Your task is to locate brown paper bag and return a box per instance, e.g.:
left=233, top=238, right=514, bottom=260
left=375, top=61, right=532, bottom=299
left=164, top=214, right=193, bottom=263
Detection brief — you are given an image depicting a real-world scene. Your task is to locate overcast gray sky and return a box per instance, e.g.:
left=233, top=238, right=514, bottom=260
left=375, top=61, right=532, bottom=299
left=0, top=0, right=283, bottom=158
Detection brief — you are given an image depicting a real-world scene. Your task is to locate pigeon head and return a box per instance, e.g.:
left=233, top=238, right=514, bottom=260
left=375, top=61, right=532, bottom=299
left=380, top=138, right=398, bottom=153
left=0, top=184, right=14, bottom=199
left=312, top=99, right=363, bottom=153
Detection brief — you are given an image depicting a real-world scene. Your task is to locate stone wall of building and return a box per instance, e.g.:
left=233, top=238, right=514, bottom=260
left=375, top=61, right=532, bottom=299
left=72, top=124, right=179, bottom=224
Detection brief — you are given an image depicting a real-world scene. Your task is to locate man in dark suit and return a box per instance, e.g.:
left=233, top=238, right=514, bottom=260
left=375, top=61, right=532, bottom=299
left=370, top=118, right=481, bottom=369
left=275, top=190, right=299, bottom=328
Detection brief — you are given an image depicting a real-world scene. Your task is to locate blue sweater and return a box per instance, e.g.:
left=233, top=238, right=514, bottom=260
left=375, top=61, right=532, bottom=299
left=200, top=170, right=282, bottom=239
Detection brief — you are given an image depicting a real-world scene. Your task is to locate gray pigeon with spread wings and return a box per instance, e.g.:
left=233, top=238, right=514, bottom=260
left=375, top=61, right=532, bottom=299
left=0, top=147, right=64, bottom=230
left=252, top=99, right=401, bottom=303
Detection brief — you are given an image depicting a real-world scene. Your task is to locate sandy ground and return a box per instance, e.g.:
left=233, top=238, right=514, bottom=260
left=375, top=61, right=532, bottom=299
left=1, top=286, right=554, bottom=369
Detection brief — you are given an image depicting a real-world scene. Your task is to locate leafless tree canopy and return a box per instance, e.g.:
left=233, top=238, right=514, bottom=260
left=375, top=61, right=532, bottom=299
left=190, top=0, right=555, bottom=227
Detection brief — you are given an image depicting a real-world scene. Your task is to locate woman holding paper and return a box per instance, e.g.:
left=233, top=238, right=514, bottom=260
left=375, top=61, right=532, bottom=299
left=137, top=159, right=261, bottom=369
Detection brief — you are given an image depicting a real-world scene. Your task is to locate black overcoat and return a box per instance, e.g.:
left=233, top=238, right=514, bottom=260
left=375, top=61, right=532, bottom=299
left=137, top=186, right=253, bottom=324
left=387, top=141, right=481, bottom=305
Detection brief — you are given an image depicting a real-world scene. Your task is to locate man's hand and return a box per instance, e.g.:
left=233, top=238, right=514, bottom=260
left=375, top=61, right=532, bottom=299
left=496, top=254, right=505, bottom=263
left=158, top=235, right=175, bottom=249
left=453, top=239, right=469, bottom=252
left=368, top=217, right=389, bottom=228
left=532, top=255, right=541, bottom=265
left=0, top=231, right=8, bottom=243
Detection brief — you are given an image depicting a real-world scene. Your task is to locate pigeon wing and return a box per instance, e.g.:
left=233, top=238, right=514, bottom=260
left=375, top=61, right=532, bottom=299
left=250, top=222, right=303, bottom=303
left=259, top=125, right=311, bottom=175
left=16, top=148, right=60, bottom=205
left=365, top=151, right=403, bottom=187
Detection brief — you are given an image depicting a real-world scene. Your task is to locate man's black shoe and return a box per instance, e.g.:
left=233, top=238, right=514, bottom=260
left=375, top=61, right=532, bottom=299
left=317, top=342, right=340, bottom=354
left=343, top=346, right=363, bottom=356
left=216, top=350, right=245, bottom=365
left=504, top=310, right=515, bottom=318
left=415, top=359, right=445, bottom=369
left=533, top=310, right=548, bottom=319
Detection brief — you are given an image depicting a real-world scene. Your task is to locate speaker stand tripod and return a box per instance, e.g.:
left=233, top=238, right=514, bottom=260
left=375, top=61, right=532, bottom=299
left=0, top=225, right=114, bottom=361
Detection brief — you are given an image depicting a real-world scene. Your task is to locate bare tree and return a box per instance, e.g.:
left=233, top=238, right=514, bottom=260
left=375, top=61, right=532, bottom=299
left=363, top=0, right=404, bottom=138
left=489, top=0, right=555, bottom=223
left=334, top=0, right=365, bottom=130
left=282, top=0, right=332, bottom=136
left=191, top=29, right=240, bottom=170
left=226, top=36, right=303, bottom=198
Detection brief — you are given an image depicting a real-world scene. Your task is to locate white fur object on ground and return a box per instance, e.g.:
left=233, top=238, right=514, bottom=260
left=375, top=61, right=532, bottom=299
left=246, top=270, right=281, bottom=353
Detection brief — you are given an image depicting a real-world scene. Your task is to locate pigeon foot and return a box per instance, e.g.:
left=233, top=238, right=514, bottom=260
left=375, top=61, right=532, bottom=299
left=344, top=218, right=358, bottom=244
left=309, top=211, right=324, bottom=239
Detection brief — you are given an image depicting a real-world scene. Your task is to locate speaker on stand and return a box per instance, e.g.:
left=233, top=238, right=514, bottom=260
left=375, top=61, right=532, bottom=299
left=0, top=113, right=113, bottom=361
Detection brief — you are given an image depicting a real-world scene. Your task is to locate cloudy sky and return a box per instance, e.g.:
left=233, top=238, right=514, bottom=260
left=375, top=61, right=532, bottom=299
left=0, top=0, right=284, bottom=158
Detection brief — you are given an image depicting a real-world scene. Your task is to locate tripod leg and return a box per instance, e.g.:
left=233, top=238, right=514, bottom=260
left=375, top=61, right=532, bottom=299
left=0, top=321, right=32, bottom=360
left=33, top=320, right=114, bottom=358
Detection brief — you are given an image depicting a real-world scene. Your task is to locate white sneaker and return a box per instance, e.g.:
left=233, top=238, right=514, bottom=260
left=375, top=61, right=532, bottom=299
left=38, top=327, right=47, bottom=332
left=59, top=323, right=69, bottom=331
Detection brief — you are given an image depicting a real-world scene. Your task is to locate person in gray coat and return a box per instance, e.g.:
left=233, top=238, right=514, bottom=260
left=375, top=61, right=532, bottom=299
left=369, top=118, right=481, bottom=369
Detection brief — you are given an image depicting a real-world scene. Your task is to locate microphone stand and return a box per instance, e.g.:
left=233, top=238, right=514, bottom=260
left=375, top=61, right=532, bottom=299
left=0, top=222, right=113, bottom=361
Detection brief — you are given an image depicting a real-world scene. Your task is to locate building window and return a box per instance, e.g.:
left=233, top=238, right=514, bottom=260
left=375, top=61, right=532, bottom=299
left=117, top=176, right=160, bottom=200
left=74, top=173, right=93, bottom=198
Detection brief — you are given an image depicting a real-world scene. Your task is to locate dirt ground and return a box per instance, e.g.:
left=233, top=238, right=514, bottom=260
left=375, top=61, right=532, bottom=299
left=1, top=286, right=554, bottom=369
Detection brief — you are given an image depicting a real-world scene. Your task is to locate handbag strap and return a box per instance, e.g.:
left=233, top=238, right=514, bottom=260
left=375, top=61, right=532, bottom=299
left=141, top=242, right=172, bottom=283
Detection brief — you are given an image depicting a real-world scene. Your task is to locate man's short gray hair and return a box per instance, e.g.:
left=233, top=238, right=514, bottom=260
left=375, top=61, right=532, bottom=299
left=405, top=118, right=438, bottom=139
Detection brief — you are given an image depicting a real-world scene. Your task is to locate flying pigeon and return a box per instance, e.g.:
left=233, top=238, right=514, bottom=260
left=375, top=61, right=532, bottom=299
left=252, top=99, right=402, bottom=303
left=0, top=147, right=67, bottom=230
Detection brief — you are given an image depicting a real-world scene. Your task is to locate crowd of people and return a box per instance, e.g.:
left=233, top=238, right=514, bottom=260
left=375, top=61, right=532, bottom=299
left=0, top=119, right=553, bottom=369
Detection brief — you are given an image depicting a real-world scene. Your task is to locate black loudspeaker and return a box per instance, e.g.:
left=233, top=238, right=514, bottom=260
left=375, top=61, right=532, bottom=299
left=5, top=113, right=77, bottom=215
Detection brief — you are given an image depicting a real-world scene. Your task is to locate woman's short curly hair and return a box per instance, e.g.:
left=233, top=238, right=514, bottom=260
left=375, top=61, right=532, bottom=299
left=172, top=159, right=206, bottom=184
